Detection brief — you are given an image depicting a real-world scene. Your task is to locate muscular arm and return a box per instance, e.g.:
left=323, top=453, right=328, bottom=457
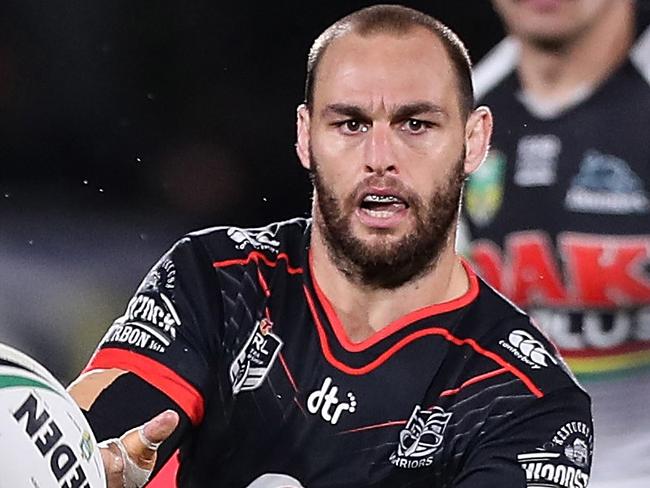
left=68, top=236, right=224, bottom=485
left=68, top=369, right=191, bottom=474
left=68, top=368, right=127, bottom=410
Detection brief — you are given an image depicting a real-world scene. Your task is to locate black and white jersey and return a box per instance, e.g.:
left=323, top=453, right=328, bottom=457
left=85, top=219, right=591, bottom=488
left=464, top=21, right=650, bottom=488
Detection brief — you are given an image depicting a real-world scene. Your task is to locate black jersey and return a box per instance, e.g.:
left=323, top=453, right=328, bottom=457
left=464, top=24, right=650, bottom=487
left=85, top=219, right=591, bottom=487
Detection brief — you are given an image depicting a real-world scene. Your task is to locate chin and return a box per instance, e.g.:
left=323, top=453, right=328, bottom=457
left=352, top=223, right=411, bottom=246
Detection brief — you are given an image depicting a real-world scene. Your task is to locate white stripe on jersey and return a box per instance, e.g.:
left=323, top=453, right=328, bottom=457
left=472, top=37, right=519, bottom=102
left=630, top=25, right=650, bottom=87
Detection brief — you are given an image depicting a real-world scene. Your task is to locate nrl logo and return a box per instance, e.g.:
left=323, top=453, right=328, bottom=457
left=465, top=149, right=505, bottom=227
left=230, top=318, right=283, bottom=394
left=390, top=405, right=452, bottom=469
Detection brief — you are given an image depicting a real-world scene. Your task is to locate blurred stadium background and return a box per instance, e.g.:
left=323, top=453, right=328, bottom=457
left=0, top=1, right=503, bottom=383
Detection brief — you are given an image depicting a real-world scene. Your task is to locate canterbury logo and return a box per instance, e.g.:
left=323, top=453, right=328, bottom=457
left=227, top=227, right=280, bottom=252
left=501, top=329, right=558, bottom=369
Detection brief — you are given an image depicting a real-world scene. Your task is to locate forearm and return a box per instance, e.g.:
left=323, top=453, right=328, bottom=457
left=69, top=370, right=191, bottom=474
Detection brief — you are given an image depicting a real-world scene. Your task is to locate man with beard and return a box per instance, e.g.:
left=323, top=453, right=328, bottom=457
left=67, top=5, right=591, bottom=488
left=464, top=1, right=650, bottom=486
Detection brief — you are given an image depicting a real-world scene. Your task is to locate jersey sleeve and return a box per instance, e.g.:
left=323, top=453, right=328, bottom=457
left=83, top=235, right=223, bottom=426
left=453, top=387, right=593, bottom=488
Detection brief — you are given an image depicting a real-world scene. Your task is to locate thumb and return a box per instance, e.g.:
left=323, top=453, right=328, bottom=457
left=120, top=409, right=179, bottom=471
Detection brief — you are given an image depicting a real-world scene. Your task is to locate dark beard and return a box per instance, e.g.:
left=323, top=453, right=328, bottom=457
left=309, top=151, right=465, bottom=289
left=527, top=24, right=588, bottom=54
left=529, top=35, right=570, bottom=53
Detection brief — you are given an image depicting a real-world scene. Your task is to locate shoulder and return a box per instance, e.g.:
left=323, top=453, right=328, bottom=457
left=460, top=276, right=587, bottom=400
left=186, top=217, right=309, bottom=265
left=445, top=277, right=593, bottom=486
left=134, top=218, right=309, bottom=301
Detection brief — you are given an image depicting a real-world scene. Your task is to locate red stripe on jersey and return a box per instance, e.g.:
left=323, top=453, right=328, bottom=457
left=279, top=352, right=299, bottom=393
left=439, top=367, right=509, bottom=398
left=340, top=420, right=408, bottom=434
left=304, top=287, right=544, bottom=398
left=310, top=255, right=480, bottom=352
left=279, top=353, right=306, bottom=414
left=213, top=251, right=303, bottom=274
left=83, top=348, right=205, bottom=425
left=256, top=267, right=272, bottom=297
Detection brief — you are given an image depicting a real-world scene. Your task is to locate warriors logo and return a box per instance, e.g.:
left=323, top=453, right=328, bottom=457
left=390, top=405, right=452, bottom=469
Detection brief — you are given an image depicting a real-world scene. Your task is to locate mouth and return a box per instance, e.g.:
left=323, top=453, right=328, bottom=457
left=355, top=190, right=410, bottom=229
left=518, top=0, right=564, bottom=12
left=359, top=193, right=409, bottom=215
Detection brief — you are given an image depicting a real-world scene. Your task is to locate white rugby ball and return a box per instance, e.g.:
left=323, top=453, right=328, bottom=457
left=0, top=343, right=106, bottom=488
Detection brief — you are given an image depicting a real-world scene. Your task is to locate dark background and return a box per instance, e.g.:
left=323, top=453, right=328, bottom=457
left=0, top=1, right=504, bottom=382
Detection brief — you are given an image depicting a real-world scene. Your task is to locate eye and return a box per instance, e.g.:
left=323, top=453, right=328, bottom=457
left=335, top=120, right=369, bottom=134
left=401, top=119, right=433, bottom=134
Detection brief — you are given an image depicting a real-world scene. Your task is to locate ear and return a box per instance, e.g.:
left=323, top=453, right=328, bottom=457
left=296, top=103, right=312, bottom=170
left=463, top=106, right=493, bottom=175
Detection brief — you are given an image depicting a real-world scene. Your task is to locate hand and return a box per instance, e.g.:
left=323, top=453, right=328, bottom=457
left=100, top=409, right=179, bottom=488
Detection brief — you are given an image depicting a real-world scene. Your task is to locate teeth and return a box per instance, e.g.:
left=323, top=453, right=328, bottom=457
left=364, top=209, right=396, bottom=218
left=363, top=194, right=401, bottom=203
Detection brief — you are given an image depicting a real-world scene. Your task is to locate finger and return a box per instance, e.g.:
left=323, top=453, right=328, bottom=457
left=121, top=409, right=180, bottom=470
left=141, top=409, right=180, bottom=448
left=100, top=445, right=124, bottom=488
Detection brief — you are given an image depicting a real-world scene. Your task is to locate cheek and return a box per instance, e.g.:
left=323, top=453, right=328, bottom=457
left=398, top=146, right=456, bottom=187
left=411, top=178, right=438, bottom=206
left=415, top=158, right=462, bottom=199
left=311, top=137, right=359, bottom=180
left=310, top=151, right=353, bottom=200
left=395, top=124, right=463, bottom=162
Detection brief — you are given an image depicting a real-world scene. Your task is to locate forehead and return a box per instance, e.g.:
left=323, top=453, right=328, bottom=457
left=313, top=28, right=459, bottom=113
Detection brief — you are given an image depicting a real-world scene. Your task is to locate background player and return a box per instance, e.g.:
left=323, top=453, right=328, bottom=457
left=69, top=5, right=592, bottom=487
left=464, top=0, right=650, bottom=486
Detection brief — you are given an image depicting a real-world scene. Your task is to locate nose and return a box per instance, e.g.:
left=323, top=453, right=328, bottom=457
left=363, top=123, right=398, bottom=175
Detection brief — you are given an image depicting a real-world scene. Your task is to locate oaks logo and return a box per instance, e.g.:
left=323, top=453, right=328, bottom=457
left=389, top=405, right=452, bottom=469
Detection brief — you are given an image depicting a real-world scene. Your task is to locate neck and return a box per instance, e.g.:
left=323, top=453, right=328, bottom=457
left=309, top=225, right=469, bottom=343
left=517, top=2, right=634, bottom=104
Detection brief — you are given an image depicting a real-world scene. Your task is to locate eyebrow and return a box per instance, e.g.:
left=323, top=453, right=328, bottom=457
left=322, top=102, right=448, bottom=120
left=322, top=103, right=369, bottom=120
left=393, top=102, right=447, bottom=120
